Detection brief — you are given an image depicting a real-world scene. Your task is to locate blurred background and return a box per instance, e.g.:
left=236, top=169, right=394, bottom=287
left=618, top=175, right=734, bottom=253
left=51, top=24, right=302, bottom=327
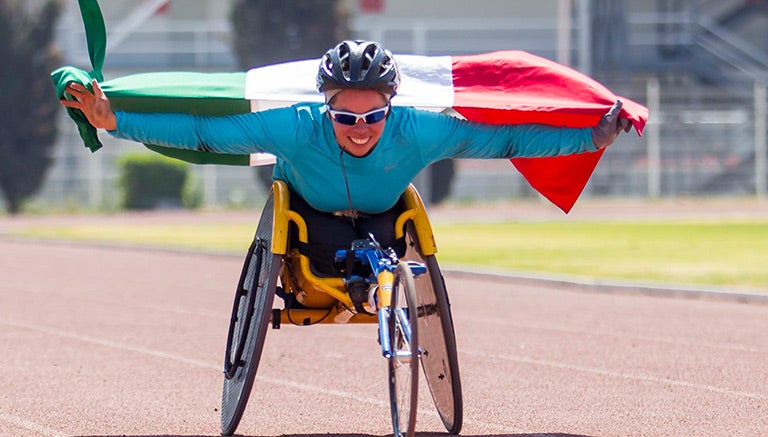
left=2, top=0, right=767, bottom=213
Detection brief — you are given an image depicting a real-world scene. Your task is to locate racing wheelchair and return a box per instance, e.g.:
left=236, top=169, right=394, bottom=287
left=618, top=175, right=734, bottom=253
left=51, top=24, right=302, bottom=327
left=220, top=181, right=463, bottom=437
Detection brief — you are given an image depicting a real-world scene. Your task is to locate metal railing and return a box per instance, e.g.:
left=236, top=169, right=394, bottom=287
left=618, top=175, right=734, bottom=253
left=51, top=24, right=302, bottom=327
left=16, top=4, right=768, bottom=211
left=450, top=79, right=768, bottom=202
left=57, top=18, right=235, bottom=70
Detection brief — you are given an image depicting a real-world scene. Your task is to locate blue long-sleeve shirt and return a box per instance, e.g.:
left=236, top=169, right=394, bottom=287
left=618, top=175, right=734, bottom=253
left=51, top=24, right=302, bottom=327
left=111, top=103, right=596, bottom=214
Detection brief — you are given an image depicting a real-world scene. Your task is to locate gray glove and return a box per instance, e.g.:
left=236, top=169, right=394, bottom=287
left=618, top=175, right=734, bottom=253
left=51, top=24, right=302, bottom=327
left=592, top=100, right=632, bottom=149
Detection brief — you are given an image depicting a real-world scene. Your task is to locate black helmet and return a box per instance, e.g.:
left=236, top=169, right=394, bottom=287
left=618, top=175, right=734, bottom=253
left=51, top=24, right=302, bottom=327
left=317, top=40, right=400, bottom=97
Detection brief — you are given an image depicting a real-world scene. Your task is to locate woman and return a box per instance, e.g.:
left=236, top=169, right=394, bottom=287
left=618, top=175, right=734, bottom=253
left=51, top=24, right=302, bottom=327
left=62, top=40, right=630, bottom=275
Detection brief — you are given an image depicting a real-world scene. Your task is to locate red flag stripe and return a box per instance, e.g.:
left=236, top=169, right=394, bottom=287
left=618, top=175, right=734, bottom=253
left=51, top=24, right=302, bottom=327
left=451, top=50, right=648, bottom=132
left=450, top=51, right=648, bottom=213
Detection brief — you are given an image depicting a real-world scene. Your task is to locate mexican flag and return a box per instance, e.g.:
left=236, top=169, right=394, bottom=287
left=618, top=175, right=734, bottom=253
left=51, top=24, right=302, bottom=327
left=53, top=0, right=648, bottom=213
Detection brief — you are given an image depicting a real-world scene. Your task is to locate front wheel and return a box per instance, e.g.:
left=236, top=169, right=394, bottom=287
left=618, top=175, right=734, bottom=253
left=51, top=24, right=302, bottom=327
left=388, top=262, right=419, bottom=437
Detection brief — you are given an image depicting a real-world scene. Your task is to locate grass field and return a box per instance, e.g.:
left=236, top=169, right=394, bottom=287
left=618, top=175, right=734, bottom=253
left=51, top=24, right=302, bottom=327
left=10, top=217, right=768, bottom=291
left=434, top=220, right=768, bottom=290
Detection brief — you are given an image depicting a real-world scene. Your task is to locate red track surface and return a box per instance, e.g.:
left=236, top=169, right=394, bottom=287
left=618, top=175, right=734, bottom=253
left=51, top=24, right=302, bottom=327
left=1, top=239, right=766, bottom=437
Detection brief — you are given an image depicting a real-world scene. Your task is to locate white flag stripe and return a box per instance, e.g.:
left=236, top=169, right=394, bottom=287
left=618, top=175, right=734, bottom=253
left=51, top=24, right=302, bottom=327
left=245, top=59, right=322, bottom=104
left=394, top=54, right=454, bottom=108
left=250, top=100, right=314, bottom=112
left=244, top=55, right=454, bottom=110
left=249, top=152, right=278, bottom=166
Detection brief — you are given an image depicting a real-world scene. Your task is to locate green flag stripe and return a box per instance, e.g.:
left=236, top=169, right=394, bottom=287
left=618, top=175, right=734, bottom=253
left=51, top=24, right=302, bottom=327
left=102, top=72, right=252, bottom=165
left=53, top=1, right=254, bottom=166
left=103, top=72, right=249, bottom=115
left=77, top=0, right=106, bottom=80
left=144, top=145, right=250, bottom=166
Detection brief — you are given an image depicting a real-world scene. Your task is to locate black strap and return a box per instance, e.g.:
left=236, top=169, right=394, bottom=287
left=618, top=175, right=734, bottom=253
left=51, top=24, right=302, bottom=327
left=295, top=241, right=343, bottom=277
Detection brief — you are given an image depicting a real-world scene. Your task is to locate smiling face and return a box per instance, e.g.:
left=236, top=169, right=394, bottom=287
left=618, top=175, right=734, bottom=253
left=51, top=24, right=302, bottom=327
left=328, top=89, right=389, bottom=157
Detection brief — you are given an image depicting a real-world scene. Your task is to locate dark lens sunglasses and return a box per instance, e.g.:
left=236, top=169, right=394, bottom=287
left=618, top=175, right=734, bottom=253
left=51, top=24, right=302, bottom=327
left=327, top=104, right=390, bottom=126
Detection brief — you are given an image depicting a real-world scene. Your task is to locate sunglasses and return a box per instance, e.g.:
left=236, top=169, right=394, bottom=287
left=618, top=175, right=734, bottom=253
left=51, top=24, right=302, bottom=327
left=327, top=104, right=390, bottom=126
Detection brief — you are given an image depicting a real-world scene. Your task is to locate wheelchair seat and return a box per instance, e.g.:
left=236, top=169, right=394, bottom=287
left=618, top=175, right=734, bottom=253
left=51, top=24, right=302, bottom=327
left=269, top=180, right=437, bottom=312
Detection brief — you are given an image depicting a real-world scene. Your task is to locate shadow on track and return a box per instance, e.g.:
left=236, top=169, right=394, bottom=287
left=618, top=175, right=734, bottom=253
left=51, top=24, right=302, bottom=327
left=73, top=432, right=591, bottom=437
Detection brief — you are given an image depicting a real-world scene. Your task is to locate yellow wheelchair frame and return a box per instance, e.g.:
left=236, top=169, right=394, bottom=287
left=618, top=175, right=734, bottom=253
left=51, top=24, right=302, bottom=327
left=271, top=180, right=436, bottom=324
left=221, top=181, right=462, bottom=437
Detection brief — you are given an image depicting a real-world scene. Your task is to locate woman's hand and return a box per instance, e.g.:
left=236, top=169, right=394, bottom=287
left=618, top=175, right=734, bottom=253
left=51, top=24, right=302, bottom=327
left=592, top=100, right=632, bottom=149
left=60, top=79, right=117, bottom=131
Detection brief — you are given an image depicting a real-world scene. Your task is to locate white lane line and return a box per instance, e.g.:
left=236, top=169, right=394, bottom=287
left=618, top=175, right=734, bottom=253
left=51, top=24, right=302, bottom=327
left=0, top=318, right=214, bottom=369
left=460, top=317, right=766, bottom=353
left=462, top=349, right=768, bottom=400
left=253, top=375, right=530, bottom=434
left=10, top=285, right=227, bottom=321
left=458, top=316, right=765, bottom=354
left=0, top=413, right=67, bottom=437
left=1, top=318, right=530, bottom=433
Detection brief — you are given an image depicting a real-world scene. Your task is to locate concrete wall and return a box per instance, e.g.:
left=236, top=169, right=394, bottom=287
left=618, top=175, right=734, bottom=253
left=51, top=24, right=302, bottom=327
left=350, top=0, right=559, bottom=19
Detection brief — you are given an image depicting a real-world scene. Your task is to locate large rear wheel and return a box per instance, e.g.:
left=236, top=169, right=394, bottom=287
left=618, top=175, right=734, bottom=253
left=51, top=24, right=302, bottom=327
left=405, top=224, right=463, bottom=434
left=221, top=196, right=281, bottom=436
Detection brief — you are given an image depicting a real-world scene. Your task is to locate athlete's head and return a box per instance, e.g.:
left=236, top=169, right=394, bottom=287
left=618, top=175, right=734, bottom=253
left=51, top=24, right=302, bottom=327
left=317, top=40, right=400, bottom=101
left=317, top=40, right=399, bottom=157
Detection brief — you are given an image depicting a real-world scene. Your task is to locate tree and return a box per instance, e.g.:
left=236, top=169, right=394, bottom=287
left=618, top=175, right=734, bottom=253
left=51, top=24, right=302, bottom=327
left=0, top=0, right=62, bottom=214
left=230, top=0, right=346, bottom=191
left=230, top=0, right=345, bottom=69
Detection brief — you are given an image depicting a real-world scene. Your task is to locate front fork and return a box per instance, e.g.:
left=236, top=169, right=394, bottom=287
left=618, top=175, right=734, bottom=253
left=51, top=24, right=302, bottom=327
left=379, top=307, right=416, bottom=361
left=376, top=268, right=417, bottom=362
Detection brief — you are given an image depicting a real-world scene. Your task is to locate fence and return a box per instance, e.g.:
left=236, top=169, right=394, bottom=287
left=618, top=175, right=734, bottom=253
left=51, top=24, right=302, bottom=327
left=450, top=79, right=768, bottom=203
left=20, top=77, right=764, bottom=213
left=6, top=3, right=768, bottom=212
left=599, top=80, right=767, bottom=199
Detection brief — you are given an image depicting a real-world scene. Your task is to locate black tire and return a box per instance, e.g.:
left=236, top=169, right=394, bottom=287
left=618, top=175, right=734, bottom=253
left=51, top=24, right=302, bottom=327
left=404, top=224, right=463, bottom=434
left=221, top=195, right=281, bottom=436
left=388, top=262, right=420, bottom=437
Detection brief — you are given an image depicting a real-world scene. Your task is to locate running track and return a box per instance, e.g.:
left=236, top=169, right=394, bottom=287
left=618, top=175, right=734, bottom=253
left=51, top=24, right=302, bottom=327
left=1, top=239, right=766, bottom=436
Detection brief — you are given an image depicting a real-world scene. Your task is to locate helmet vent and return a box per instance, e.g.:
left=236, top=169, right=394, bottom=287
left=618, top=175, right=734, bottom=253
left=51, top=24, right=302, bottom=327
left=316, top=40, right=400, bottom=96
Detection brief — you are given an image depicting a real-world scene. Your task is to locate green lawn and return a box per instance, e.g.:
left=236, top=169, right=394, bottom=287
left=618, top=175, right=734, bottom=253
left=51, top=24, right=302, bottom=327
left=432, top=221, right=768, bottom=290
left=15, top=223, right=256, bottom=253
left=10, top=219, right=768, bottom=291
